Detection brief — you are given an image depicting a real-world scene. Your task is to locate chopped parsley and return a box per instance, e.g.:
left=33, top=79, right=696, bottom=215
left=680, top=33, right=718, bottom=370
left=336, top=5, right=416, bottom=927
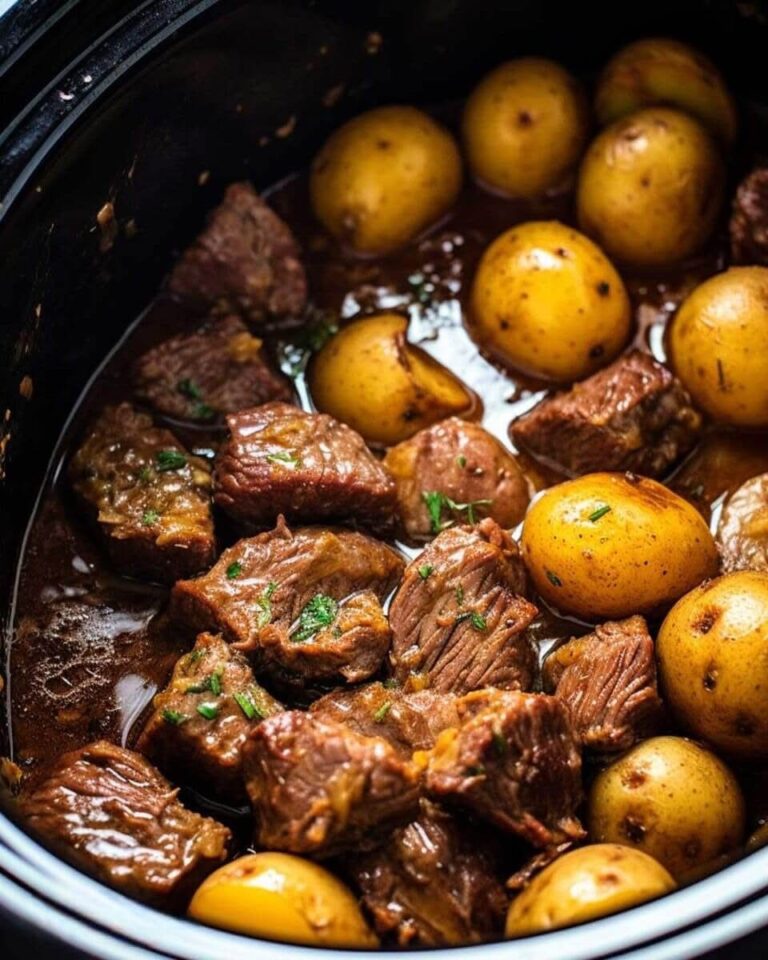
left=234, top=689, right=266, bottom=720
left=417, top=564, right=433, bottom=580
left=455, top=585, right=465, bottom=606
left=492, top=730, right=508, bottom=757
left=422, top=490, right=493, bottom=534
left=138, top=466, right=153, bottom=483
left=162, top=709, right=187, bottom=726
left=193, top=402, right=216, bottom=421
left=226, top=561, right=243, bottom=580
left=177, top=378, right=203, bottom=400
left=266, top=451, right=301, bottom=468
left=382, top=678, right=400, bottom=690
left=588, top=504, right=612, bottom=523
left=455, top=610, right=488, bottom=631
left=546, top=570, right=563, bottom=588
left=155, top=449, right=187, bottom=472
left=196, top=702, right=219, bottom=720
left=456, top=455, right=467, bottom=468
left=291, top=594, right=339, bottom=643
left=141, top=509, right=160, bottom=526
left=255, top=581, right=278, bottom=629
left=373, top=701, right=393, bottom=723
left=209, top=666, right=223, bottom=697
left=280, top=313, right=339, bottom=377
left=188, top=648, right=204, bottom=664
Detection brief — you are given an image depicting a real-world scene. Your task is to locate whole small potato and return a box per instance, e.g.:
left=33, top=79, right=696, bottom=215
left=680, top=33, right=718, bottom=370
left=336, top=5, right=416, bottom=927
left=577, top=107, right=725, bottom=268
left=309, top=313, right=474, bottom=446
left=310, top=105, right=462, bottom=255
left=588, top=737, right=746, bottom=880
left=595, top=38, right=737, bottom=143
left=669, top=267, right=768, bottom=426
left=468, top=221, right=631, bottom=381
left=657, top=571, right=768, bottom=759
left=505, top=843, right=675, bottom=937
left=521, top=472, right=718, bottom=620
left=462, top=58, right=589, bottom=198
left=188, top=852, right=378, bottom=947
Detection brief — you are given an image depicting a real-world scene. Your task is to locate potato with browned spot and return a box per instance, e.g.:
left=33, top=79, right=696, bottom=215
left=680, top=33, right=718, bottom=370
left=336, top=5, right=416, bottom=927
left=505, top=843, right=675, bottom=937
left=520, top=472, right=718, bottom=620
left=462, top=58, right=589, bottom=198
left=577, top=107, right=724, bottom=268
left=588, top=737, right=746, bottom=880
left=657, top=571, right=768, bottom=759
left=468, top=221, right=631, bottom=382
left=310, top=106, right=462, bottom=256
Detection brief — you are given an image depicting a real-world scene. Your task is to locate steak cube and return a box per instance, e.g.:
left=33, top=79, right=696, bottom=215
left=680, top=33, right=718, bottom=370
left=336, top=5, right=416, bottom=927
left=68, top=403, right=215, bottom=583
left=389, top=518, right=537, bottom=694
left=168, top=182, right=307, bottom=324
left=510, top=350, right=702, bottom=479
left=132, top=314, right=292, bottom=423
left=135, top=632, right=282, bottom=803
left=730, top=167, right=768, bottom=265
left=19, top=741, right=230, bottom=909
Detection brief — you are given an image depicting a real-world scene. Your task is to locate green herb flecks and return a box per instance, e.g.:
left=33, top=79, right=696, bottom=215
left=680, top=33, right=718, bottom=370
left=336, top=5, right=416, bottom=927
left=588, top=504, right=612, bottom=523
left=382, top=678, right=399, bottom=690
left=417, top=564, right=433, bottom=580
left=546, top=570, right=563, bottom=588
left=138, top=466, right=153, bottom=483
left=455, top=610, right=488, bottom=631
left=178, top=378, right=203, bottom=400
left=422, top=490, right=493, bottom=534
left=279, top=311, right=339, bottom=378
left=162, top=709, right=187, bottom=726
left=141, top=509, right=160, bottom=526
left=291, top=594, right=339, bottom=643
left=155, top=449, right=187, bottom=472
left=209, top=666, right=223, bottom=697
left=373, top=701, right=393, bottom=723
left=456, top=455, right=467, bottom=468
left=255, top=581, right=278, bottom=630
left=196, top=702, right=219, bottom=720
left=455, top=585, right=464, bottom=607
left=226, top=561, right=243, bottom=580
left=233, top=689, right=266, bottom=721
left=266, top=451, right=301, bottom=469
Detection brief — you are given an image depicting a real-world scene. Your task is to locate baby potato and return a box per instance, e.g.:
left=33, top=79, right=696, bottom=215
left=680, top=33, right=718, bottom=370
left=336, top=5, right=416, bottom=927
left=505, top=843, right=675, bottom=937
left=588, top=737, right=746, bottom=880
left=309, top=313, right=474, bottom=446
left=462, top=58, right=589, bottom=198
left=468, top=221, right=631, bottom=381
left=521, top=472, right=718, bottom=620
left=188, top=852, right=378, bottom=947
left=310, top=105, right=462, bottom=256
left=577, top=107, right=725, bottom=268
left=668, top=267, right=768, bottom=427
left=595, top=38, right=737, bottom=143
left=657, top=571, right=768, bottom=759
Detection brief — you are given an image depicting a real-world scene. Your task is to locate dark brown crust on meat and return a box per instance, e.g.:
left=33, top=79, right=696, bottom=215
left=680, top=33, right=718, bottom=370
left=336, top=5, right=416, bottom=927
left=730, top=167, right=768, bottom=265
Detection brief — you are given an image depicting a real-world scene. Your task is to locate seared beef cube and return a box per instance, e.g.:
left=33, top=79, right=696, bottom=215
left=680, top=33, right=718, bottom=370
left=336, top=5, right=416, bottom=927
left=730, top=168, right=768, bottom=265
left=136, top=632, right=282, bottom=802
left=389, top=518, right=536, bottom=694
left=423, top=689, right=583, bottom=848
left=171, top=519, right=404, bottom=686
left=133, top=314, right=292, bottom=423
left=311, top=683, right=460, bottom=755
left=384, top=418, right=530, bottom=541
left=243, top=710, right=420, bottom=857
left=214, top=402, right=398, bottom=533
left=542, top=616, right=663, bottom=753
left=717, top=473, right=768, bottom=572
left=19, top=741, right=230, bottom=908
left=168, top=182, right=307, bottom=324
left=68, top=403, right=215, bottom=583
left=349, top=799, right=507, bottom=946
left=510, top=351, right=702, bottom=479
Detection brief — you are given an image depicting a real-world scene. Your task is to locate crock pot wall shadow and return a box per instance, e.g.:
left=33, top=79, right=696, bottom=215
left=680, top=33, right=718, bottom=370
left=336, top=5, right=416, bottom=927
left=0, top=0, right=767, bottom=958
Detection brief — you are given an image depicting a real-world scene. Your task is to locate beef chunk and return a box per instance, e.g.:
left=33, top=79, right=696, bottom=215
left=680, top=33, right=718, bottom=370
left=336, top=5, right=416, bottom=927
left=171, top=519, right=403, bottom=686
left=542, top=616, right=663, bottom=753
left=243, top=710, right=420, bottom=857
left=423, top=689, right=583, bottom=848
left=730, top=167, right=768, bottom=265
left=311, top=682, right=460, bottom=755
left=510, top=350, right=702, bottom=478
left=389, top=518, right=536, bottom=694
left=214, top=402, right=398, bottom=533
left=349, top=799, right=506, bottom=946
left=717, top=473, right=768, bottom=572
left=133, top=314, right=292, bottom=423
left=168, top=182, right=307, bottom=324
left=384, top=418, right=530, bottom=541
left=68, top=403, right=215, bottom=583
left=19, top=741, right=230, bottom=908
left=135, top=632, right=282, bottom=803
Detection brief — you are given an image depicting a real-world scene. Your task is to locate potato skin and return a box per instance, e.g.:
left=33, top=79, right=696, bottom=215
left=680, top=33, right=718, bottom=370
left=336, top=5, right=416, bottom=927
left=520, top=472, right=719, bottom=620
left=577, top=107, right=724, bottom=268
left=309, top=106, right=462, bottom=256
left=588, top=737, right=746, bottom=880
left=462, top=58, right=589, bottom=198
left=309, top=313, right=474, bottom=446
left=669, top=267, right=768, bottom=427
left=505, top=843, right=675, bottom=937
left=468, top=221, right=631, bottom=381
left=188, top=852, right=378, bottom=947
left=595, top=38, right=737, bottom=143
left=657, top=571, right=768, bottom=759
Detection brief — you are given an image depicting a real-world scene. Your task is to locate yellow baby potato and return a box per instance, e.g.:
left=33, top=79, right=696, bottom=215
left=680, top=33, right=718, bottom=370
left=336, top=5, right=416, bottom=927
left=588, top=737, right=746, bottom=880
left=669, top=267, right=768, bottom=427
left=595, top=38, right=737, bottom=143
left=468, top=221, right=630, bottom=381
left=188, top=852, right=378, bottom=947
left=577, top=107, right=725, bottom=268
left=309, top=105, right=462, bottom=256
left=657, top=571, right=768, bottom=759
left=309, top=313, right=474, bottom=446
left=462, top=57, right=589, bottom=198
left=520, top=472, right=718, bottom=620
left=505, top=843, right=675, bottom=937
